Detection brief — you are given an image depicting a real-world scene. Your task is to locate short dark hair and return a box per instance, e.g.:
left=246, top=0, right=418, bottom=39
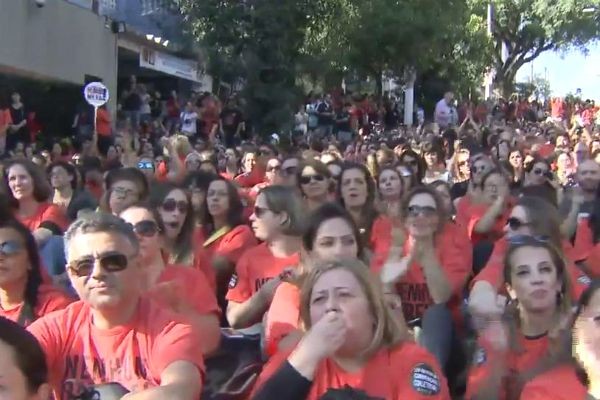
left=0, top=317, right=48, bottom=393
left=104, top=168, right=149, bottom=199
left=46, top=161, right=78, bottom=189
left=64, top=212, right=139, bottom=257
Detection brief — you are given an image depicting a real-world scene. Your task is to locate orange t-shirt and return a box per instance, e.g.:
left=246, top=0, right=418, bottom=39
left=372, top=221, right=472, bottom=322
left=519, top=364, right=587, bottom=400
left=456, top=197, right=512, bottom=245
left=254, top=342, right=450, bottom=399
left=370, top=215, right=393, bottom=262
left=27, top=298, right=205, bottom=399
left=146, top=265, right=220, bottom=317
left=226, top=243, right=299, bottom=303
left=466, top=332, right=550, bottom=400
left=0, top=284, right=72, bottom=327
left=473, top=236, right=589, bottom=300
left=95, top=107, right=112, bottom=137
left=0, top=108, right=12, bottom=135
left=17, top=202, right=68, bottom=233
left=194, top=225, right=257, bottom=291
left=573, top=218, right=600, bottom=277
left=264, top=282, right=301, bottom=357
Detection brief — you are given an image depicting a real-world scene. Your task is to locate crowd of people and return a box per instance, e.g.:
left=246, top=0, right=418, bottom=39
left=0, top=84, right=600, bottom=400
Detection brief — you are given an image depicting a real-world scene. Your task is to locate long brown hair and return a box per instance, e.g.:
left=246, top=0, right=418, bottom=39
left=501, top=238, right=573, bottom=398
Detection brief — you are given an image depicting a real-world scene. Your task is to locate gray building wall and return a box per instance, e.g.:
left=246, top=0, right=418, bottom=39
left=0, top=0, right=117, bottom=107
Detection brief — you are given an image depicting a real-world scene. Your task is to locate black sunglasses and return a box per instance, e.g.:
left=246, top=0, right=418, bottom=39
left=254, top=206, right=270, bottom=218
left=406, top=205, right=437, bottom=218
left=68, top=251, right=130, bottom=277
left=0, top=240, right=23, bottom=256
left=533, top=168, right=548, bottom=176
left=506, top=217, right=530, bottom=231
left=137, top=161, right=154, bottom=170
left=507, top=234, right=550, bottom=245
left=130, top=220, right=160, bottom=237
left=299, top=174, right=325, bottom=185
left=162, top=199, right=188, bottom=213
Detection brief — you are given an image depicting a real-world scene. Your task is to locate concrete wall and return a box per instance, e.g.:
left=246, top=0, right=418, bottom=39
left=0, top=0, right=117, bottom=107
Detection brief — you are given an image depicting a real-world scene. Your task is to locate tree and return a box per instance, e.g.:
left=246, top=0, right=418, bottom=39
left=471, top=0, right=600, bottom=98
left=173, top=0, right=335, bottom=134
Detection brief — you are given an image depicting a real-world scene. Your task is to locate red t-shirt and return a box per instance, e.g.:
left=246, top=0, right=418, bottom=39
left=370, top=215, right=393, bottom=262
left=473, top=236, right=589, bottom=300
left=371, top=221, right=472, bottom=322
left=456, top=197, right=513, bottom=245
left=0, top=284, right=72, bottom=326
left=466, top=332, right=550, bottom=400
left=226, top=243, right=299, bottom=304
left=264, top=282, right=301, bottom=357
left=17, top=202, right=68, bottom=233
left=519, top=364, right=587, bottom=400
left=27, top=298, right=205, bottom=399
left=146, top=265, right=220, bottom=317
left=573, top=218, right=600, bottom=277
left=194, top=225, right=258, bottom=291
left=254, top=342, right=450, bottom=399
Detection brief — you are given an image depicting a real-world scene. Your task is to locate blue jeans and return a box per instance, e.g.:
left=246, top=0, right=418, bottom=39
left=416, top=303, right=454, bottom=369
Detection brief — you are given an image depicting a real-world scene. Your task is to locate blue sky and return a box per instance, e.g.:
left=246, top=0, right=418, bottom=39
left=516, top=42, right=600, bottom=101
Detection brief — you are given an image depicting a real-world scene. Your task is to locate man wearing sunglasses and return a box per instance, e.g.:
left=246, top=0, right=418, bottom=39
left=28, top=212, right=204, bottom=400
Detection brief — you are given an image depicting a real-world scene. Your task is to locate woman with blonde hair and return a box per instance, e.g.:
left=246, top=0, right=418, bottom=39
left=253, top=258, right=449, bottom=399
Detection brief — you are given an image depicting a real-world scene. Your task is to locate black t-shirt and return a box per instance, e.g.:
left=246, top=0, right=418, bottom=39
left=317, top=101, right=333, bottom=125
left=122, top=91, right=141, bottom=111
left=336, top=110, right=351, bottom=132
left=220, top=107, right=243, bottom=136
left=10, top=105, right=26, bottom=125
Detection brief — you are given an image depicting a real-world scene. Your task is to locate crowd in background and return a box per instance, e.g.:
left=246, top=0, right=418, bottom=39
left=1, top=81, right=600, bottom=400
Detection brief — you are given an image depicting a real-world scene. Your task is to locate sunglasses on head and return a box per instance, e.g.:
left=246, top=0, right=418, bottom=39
left=68, top=251, right=130, bottom=277
left=507, top=234, right=550, bottom=245
left=254, top=205, right=270, bottom=218
left=130, top=220, right=159, bottom=237
left=0, top=240, right=23, bottom=257
left=299, top=174, right=325, bottom=185
left=162, top=199, right=188, bottom=213
left=138, top=161, right=154, bottom=170
left=406, top=205, right=437, bottom=218
left=506, top=217, right=530, bottom=231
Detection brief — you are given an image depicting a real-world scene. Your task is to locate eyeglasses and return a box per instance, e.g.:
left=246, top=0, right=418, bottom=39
left=129, top=220, right=160, bottom=237
left=112, top=187, right=139, bottom=198
left=0, top=240, right=22, bottom=256
left=406, top=205, right=437, bottom=218
left=299, top=174, right=325, bottom=185
left=137, top=161, right=154, bottom=170
left=254, top=206, right=270, bottom=218
left=266, top=165, right=281, bottom=173
left=162, top=199, right=188, bottom=213
left=506, top=217, right=531, bottom=231
left=404, top=159, right=418, bottom=166
left=68, top=251, right=130, bottom=277
left=507, top=234, right=550, bottom=245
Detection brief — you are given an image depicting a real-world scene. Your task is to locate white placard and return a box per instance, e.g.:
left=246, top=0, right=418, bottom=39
left=84, top=82, right=109, bottom=107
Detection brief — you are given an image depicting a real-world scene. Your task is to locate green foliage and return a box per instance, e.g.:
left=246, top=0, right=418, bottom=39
left=472, top=0, right=600, bottom=97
